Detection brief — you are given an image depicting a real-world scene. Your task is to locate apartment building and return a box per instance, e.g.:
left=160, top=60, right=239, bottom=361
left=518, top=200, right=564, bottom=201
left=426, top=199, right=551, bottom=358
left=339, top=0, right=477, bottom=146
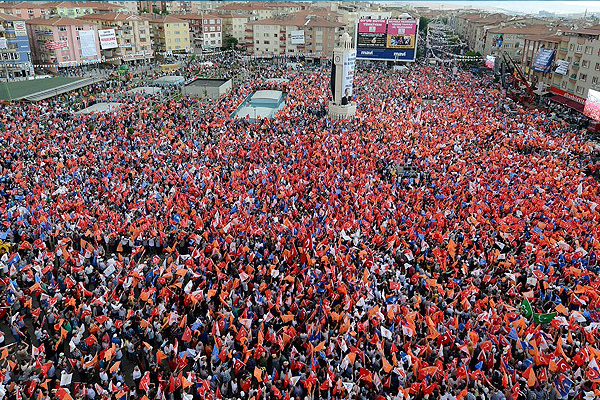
left=107, top=1, right=139, bottom=15
left=1, top=2, right=49, bottom=20
left=172, top=13, right=222, bottom=51
left=484, top=24, right=557, bottom=63
left=215, top=2, right=274, bottom=22
left=221, top=13, right=249, bottom=45
left=138, top=1, right=172, bottom=15
left=26, top=16, right=101, bottom=70
left=149, top=15, right=190, bottom=54
left=246, top=11, right=344, bottom=58
left=0, top=12, right=33, bottom=78
left=521, top=33, right=562, bottom=94
left=549, top=27, right=600, bottom=103
left=79, top=13, right=152, bottom=62
left=41, top=1, right=128, bottom=18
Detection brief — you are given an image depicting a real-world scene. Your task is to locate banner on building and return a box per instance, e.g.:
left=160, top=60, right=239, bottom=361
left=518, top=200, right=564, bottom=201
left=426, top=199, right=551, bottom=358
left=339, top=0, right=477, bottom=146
left=45, top=40, right=67, bottom=50
left=531, top=48, right=555, bottom=72
left=492, top=34, right=503, bottom=48
left=79, top=29, right=98, bottom=57
left=290, top=30, right=304, bottom=45
left=485, top=55, right=496, bottom=70
left=342, top=49, right=356, bottom=97
left=584, top=88, right=600, bottom=122
left=356, top=18, right=418, bottom=62
left=98, top=29, right=118, bottom=50
left=554, top=59, right=569, bottom=75
left=13, top=21, right=27, bottom=36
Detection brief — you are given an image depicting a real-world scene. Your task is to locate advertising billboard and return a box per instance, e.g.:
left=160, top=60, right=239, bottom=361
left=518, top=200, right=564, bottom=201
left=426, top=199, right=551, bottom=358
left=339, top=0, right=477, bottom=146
left=554, top=60, right=569, bottom=75
left=356, top=18, right=418, bottom=62
left=79, top=29, right=98, bottom=57
left=531, top=48, right=555, bottom=73
left=584, top=89, right=600, bottom=121
left=290, top=30, right=304, bottom=45
left=485, top=55, right=496, bottom=70
left=98, top=29, right=118, bottom=50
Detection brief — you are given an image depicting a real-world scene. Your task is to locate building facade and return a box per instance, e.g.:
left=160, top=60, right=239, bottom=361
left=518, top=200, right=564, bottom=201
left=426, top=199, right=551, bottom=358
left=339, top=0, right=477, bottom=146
left=1, top=2, right=49, bottom=20
left=26, top=17, right=101, bottom=70
left=221, top=13, right=249, bottom=45
left=0, top=12, right=32, bottom=78
left=173, top=13, right=222, bottom=51
left=107, top=1, right=139, bottom=15
left=79, top=13, right=152, bottom=62
left=247, top=12, right=344, bottom=58
left=41, top=1, right=127, bottom=18
left=149, top=15, right=190, bottom=55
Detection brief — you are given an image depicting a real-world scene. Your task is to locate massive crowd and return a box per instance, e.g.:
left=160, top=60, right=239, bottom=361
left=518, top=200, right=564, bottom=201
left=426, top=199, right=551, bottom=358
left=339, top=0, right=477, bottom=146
left=0, top=51, right=599, bottom=400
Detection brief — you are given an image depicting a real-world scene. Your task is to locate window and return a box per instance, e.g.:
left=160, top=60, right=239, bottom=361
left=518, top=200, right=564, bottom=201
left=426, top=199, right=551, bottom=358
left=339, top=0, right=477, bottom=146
left=203, top=19, right=207, bottom=24
left=168, top=38, right=171, bottom=43
left=579, top=73, right=587, bottom=81
left=209, top=19, right=214, bottom=24
left=173, top=23, right=179, bottom=27
left=514, top=42, right=519, bottom=48
left=593, top=76, right=599, bottom=85
left=576, top=44, right=583, bottom=53
left=596, top=62, right=600, bottom=71
left=210, top=27, right=215, bottom=31
left=582, top=60, right=590, bottom=68
left=217, top=19, right=221, bottom=24
left=585, top=46, right=593, bottom=54
left=175, top=38, right=180, bottom=43
left=561, top=81, right=567, bottom=89
left=264, top=40, right=269, bottom=44
left=504, top=43, right=512, bottom=49
left=174, top=31, right=180, bottom=35
left=255, top=40, right=259, bottom=44
left=264, top=33, right=269, bottom=37
left=569, top=44, right=574, bottom=51
left=59, top=26, right=66, bottom=31
left=576, top=86, right=584, bottom=95
left=273, top=33, right=277, bottom=37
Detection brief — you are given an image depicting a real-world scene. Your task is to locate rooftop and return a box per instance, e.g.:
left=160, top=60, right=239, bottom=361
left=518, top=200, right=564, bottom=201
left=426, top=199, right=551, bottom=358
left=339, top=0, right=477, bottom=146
left=248, top=11, right=344, bottom=28
left=149, top=15, right=187, bottom=24
left=488, top=24, right=556, bottom=35
left=185, top=78, right=231, bottom=88
left=0, top=11, right=24, bottom=21
left=27, top=16, right=96, bottom=26
left=79, top=12, right=146, bottom=22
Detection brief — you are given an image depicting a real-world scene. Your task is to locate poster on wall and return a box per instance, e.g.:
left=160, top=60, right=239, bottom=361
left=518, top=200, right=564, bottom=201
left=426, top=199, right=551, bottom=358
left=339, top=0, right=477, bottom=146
left=356, top=18, right=418, bottom=61
left=531, top=48, right=555, bottom=72
left=492, top=34, right=503, bottom=48
left=290, top=30, right=304, bottom=45
left=98, top=29, right=118, bottom=50
left=79, top=30, right=98, bottom=57
left=554, top=60, right=569, bottom=75
left=12, top=21, right=27, bottom=36
left=342, top=49, right=356, bottom=97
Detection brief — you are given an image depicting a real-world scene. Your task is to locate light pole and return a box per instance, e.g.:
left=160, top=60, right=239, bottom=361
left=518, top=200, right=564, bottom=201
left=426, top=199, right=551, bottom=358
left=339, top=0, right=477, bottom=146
left=2, top=63, right=12, bottom=102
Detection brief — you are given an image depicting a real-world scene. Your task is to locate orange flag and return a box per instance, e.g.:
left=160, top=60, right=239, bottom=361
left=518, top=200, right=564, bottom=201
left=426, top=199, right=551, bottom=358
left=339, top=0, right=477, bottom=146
left=110, top=360, right=121, bottom=373
left=157, top=350, right=167, bottom=363
left=313, top=340, right=326, bottom=353
left=382, top=357, right=393, bottom=373
left=281, top=314, right=295, bottom=322
left=254, top=366, right=262, bottom=381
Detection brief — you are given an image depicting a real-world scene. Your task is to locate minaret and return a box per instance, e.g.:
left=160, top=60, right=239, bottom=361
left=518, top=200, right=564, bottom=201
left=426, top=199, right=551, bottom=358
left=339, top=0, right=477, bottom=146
left=328, top=32, right=357, bottom=120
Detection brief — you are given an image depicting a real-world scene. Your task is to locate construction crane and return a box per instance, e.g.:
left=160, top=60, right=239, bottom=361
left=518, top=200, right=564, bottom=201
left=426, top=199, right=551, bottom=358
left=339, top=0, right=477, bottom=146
left=501, top=51, right=536, bottom=103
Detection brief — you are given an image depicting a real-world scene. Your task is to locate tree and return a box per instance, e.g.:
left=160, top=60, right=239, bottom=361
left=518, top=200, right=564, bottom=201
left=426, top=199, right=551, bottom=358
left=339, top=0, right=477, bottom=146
left=223, top=36, right=238, bottom=50
left=419, top=16, right=430, bottom=37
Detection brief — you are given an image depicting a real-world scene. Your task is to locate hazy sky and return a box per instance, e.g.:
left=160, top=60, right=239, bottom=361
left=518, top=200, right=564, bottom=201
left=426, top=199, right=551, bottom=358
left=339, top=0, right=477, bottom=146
left=390, top=1, right=600, bottom=15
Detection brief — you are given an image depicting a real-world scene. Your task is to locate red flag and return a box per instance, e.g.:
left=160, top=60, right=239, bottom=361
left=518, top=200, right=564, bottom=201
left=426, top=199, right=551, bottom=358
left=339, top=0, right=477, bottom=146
left=182, top=326, right=192, bottom=342
left=139, top=371, right=150, bottom=392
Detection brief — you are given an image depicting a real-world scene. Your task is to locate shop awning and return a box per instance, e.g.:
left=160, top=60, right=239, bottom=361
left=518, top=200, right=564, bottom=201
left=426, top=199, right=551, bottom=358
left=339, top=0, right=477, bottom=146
left=549, top=94, right=585, bottom=112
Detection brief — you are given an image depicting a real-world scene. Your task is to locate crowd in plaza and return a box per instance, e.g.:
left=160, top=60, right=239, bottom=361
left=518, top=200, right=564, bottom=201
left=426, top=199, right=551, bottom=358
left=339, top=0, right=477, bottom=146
left=0, top=51, right=599, bottom=400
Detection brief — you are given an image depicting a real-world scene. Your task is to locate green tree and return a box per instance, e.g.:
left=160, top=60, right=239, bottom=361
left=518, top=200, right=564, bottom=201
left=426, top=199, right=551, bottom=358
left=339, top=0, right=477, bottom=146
left=419, top=16, right=430, bottom=36
left=223, top=36, right=238, bottom=50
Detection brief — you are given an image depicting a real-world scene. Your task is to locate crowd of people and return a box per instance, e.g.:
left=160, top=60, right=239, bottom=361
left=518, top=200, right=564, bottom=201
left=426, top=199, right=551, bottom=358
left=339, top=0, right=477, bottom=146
left=0, top=51, right=600, bottom=400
